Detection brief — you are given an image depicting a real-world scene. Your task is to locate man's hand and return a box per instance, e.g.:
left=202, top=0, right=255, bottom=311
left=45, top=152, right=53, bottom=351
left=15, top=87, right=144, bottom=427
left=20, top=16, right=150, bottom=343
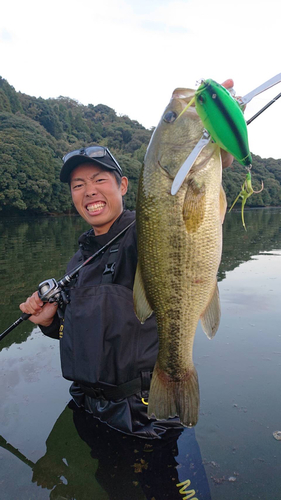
left=32, top=455, right=66, bottom=489
left=19, top=291, right=58, bottom=327
left=221, top=148, right=234, bottom=169
left=221, top=79, right=234, bottom=92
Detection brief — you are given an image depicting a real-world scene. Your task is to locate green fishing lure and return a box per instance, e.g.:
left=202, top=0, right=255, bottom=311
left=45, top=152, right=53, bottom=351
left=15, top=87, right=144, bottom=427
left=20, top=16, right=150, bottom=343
left=195, top=79, right=252, bottom=167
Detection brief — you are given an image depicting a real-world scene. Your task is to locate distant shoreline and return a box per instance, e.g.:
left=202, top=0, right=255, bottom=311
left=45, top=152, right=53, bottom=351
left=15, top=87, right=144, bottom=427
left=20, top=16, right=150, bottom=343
left=1, top=206, right=281, bottom=220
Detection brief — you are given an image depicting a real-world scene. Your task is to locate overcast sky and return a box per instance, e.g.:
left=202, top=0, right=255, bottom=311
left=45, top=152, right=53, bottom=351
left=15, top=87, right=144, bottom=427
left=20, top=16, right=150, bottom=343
left=1, top=0, right=281, bottom=159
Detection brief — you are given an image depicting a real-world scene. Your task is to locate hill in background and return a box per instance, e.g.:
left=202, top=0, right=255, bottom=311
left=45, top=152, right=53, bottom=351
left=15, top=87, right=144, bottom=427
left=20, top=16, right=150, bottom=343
left=0, top=77, right=280, bottom=215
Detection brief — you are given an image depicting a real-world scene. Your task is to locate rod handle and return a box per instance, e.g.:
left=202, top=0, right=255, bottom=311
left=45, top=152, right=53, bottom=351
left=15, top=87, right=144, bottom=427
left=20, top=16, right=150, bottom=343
left=21, top=312, right=32, bottom=321
left=0, top=313, right=31, bottom=342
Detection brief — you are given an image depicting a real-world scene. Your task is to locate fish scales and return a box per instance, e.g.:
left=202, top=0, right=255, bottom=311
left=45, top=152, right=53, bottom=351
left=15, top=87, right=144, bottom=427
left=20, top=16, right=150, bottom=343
left=133, top=88, right=226, bottom=426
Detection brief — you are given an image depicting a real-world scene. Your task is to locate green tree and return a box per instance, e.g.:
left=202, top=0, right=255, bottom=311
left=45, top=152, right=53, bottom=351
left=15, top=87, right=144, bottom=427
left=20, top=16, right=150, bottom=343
left=0, top=75, right=280, bottom=215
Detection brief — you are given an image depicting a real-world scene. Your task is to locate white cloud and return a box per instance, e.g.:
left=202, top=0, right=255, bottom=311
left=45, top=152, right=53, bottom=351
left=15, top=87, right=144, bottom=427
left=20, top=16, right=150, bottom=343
left=0, top=29, right=13, bottom=42
left=0, top=0, right=281, bottom=158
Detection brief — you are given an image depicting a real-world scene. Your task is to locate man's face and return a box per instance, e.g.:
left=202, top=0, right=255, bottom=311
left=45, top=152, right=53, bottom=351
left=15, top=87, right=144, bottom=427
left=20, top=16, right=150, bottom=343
left=70, top=163, right=128, bottom=235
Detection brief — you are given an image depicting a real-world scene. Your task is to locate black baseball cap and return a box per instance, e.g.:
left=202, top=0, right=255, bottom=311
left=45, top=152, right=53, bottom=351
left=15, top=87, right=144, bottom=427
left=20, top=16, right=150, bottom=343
left=60, top=145, right=123, bottom=183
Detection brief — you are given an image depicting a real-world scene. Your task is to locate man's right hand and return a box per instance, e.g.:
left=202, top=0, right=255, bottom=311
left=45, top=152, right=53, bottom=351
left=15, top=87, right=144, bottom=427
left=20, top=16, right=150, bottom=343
left=19, top=292, right=58, bottom=327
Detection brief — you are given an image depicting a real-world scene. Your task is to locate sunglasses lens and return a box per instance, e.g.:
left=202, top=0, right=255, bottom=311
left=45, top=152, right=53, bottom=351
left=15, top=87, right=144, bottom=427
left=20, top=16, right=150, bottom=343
left=86, top=146, right=106, bottom=158
left=62, top=150, right=80, bottom=163
left=63, top=146, right=107, bottom=164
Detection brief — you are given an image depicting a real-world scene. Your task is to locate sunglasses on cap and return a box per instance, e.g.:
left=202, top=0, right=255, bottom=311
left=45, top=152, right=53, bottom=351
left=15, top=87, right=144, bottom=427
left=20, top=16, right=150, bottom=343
left=62, top=146, right=123, bottom=176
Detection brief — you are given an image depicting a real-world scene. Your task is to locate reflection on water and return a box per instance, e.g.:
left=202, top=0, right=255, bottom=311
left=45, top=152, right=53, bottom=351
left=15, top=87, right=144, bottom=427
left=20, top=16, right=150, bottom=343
left=219, top=207, right=281, bottom=281
left=0, top=209, right=281, bottom=499
left=0, top=216, right=88, bottom=348
left=29, top=403, right=210, bottom=500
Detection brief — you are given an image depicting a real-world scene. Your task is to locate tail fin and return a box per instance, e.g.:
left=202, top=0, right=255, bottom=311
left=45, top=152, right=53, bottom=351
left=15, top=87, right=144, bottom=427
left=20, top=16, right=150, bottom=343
left=147, top=362, right=199, bottom=427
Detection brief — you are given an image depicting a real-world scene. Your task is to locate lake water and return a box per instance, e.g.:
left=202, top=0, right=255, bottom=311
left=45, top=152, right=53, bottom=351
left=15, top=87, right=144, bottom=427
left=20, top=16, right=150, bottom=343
left=0, top=209, right=280, bottom=500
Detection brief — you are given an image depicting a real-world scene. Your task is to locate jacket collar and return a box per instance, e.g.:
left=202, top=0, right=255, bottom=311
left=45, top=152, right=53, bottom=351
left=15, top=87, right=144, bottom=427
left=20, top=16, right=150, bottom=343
left=78, top=210, right=136, bottom=250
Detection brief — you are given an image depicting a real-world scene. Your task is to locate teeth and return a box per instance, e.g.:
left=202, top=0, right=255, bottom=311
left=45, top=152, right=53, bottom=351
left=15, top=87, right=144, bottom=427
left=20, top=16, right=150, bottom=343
left=87, top=203, right=105, bottom=212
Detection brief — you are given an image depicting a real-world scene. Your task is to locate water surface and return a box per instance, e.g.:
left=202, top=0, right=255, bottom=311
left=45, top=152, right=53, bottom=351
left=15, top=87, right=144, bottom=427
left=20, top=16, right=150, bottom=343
left=0, top=210, right=280, bottom=499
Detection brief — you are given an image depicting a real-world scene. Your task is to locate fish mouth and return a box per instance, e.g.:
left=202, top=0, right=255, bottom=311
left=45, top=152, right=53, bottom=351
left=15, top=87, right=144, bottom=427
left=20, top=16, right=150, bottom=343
left=85, top=201, right=106, bottom=214
left=172, top=88, right=196, bottom=102
left=171, top=88, right=198, bottom=116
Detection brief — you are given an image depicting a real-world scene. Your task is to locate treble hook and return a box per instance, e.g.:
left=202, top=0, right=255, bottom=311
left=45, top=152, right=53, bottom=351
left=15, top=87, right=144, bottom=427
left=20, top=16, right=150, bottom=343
left=228, top=168, right=264, bottom=230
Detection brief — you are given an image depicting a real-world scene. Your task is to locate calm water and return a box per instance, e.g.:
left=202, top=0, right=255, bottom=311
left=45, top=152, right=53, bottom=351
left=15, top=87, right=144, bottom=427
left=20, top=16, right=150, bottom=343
left=0, top=210, right=280, bottom=500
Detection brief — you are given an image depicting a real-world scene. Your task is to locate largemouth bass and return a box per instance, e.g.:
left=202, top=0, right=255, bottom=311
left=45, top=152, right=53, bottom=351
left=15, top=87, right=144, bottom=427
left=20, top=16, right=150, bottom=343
left=133, top=88, right=227, bottom=427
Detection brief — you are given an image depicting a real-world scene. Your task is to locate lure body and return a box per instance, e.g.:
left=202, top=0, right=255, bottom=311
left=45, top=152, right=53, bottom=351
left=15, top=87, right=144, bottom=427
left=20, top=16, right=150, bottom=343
left=195, top=79, right=252, bottom=167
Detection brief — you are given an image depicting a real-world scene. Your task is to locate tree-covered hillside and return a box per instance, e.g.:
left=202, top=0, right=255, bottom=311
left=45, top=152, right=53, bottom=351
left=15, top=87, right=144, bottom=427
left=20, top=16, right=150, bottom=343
left=0, top=76, right=280, bottom=215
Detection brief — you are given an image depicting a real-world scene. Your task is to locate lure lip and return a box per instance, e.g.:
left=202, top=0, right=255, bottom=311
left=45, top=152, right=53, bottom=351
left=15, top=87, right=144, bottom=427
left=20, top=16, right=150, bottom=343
left=171, top=130, right=210, bottom=196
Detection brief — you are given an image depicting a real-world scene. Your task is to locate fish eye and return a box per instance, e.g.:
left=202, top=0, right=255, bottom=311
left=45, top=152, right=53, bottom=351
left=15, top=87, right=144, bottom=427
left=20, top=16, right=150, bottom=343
left=163, top=111, right=177, bottom=123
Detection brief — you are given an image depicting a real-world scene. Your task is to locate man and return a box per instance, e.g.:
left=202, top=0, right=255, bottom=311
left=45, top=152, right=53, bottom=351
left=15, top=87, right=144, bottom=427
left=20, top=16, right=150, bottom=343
left=20, top=141, right=232, bottom=439
left=20, top=145, right=183, bottom=437
left=20, top=73, right=235, bottom=436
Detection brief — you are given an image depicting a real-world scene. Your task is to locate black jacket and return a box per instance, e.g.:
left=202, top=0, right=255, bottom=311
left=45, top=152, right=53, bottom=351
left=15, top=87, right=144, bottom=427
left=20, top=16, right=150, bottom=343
left=41, top=211, right=181, bottom=437
left=61, top=209, right=158, bottom=386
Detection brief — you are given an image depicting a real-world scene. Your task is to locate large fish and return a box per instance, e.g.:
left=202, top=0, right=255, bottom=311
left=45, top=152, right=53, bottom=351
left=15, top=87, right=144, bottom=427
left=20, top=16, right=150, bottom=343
left=133, top=87, right=227, bottom=427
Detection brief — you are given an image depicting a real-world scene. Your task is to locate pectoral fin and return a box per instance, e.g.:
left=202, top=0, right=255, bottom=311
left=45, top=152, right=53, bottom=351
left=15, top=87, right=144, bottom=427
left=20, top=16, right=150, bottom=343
left=133, top=263, right=153, bottom=323
left=183, top=179, right=206, bottom=233
left=200, top=284, right=221, bottom=339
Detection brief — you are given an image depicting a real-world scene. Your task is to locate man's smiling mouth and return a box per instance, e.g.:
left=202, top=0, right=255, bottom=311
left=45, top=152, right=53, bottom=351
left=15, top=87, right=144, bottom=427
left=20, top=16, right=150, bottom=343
left=86, top=202, right=106, bottom=213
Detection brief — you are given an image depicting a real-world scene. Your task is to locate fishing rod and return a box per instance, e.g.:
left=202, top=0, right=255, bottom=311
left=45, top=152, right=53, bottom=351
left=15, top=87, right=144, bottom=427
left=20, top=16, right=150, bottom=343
left=0, top=220, right=135, bottom=342
left=246, top=91, right=281, bottom=125
left=0, top=435, right=35, bottom=469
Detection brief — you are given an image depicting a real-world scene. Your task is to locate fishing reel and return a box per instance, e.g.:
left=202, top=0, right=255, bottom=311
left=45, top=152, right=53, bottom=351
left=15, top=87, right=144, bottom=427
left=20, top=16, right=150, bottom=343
left=38, top=279, right=62, bottom=303
left=38, top=278, right=70, bottom=308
